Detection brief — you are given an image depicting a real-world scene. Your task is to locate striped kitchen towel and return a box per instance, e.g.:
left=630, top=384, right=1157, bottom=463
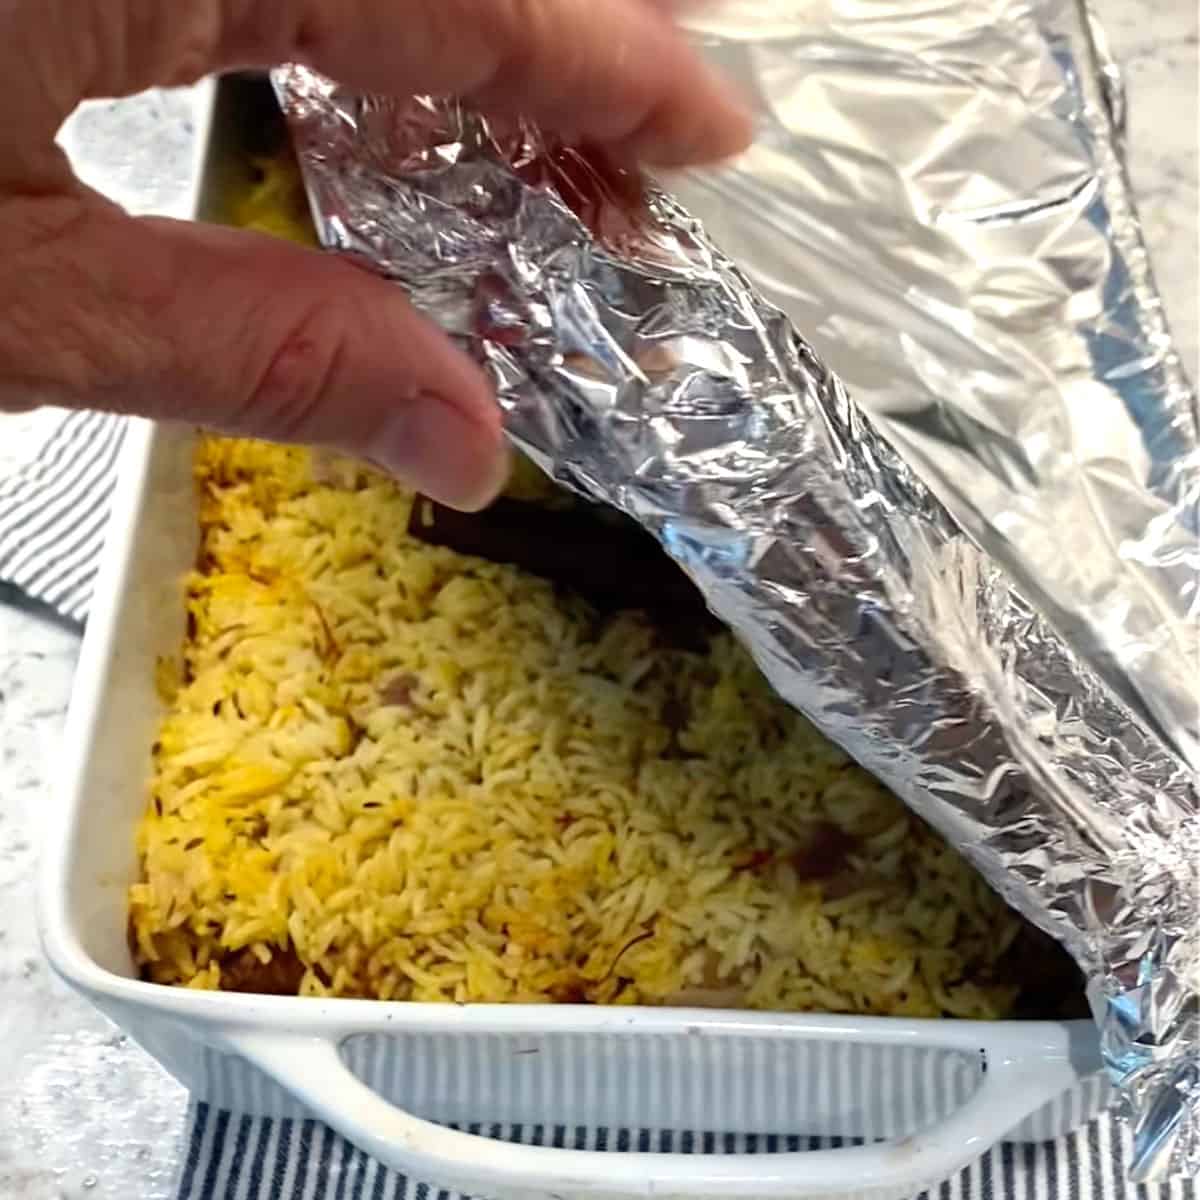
left=0, top=409, right=128, bottom=625
left=175, top=1105, right=1189, bottom=1200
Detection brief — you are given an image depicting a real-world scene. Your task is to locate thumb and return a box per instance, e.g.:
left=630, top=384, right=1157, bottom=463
left=0, top=194, right=507, bottom=511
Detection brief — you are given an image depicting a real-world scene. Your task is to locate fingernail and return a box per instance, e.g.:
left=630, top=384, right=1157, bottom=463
left=372, top=392, right=509, bottom=512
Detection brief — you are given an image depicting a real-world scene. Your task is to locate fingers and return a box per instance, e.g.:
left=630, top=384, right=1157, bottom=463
left=18, top=0, right=751, bottom=169
left=316, top=0, right=754, bottom=166
left=0, top=195, right=508, bottom=510
left=267, top=0, right=750, bottom=164
left=0, top=0, right=752, bottom=502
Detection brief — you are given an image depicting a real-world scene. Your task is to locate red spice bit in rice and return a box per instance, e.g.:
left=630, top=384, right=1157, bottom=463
left=601, top=927, right=655, bottom=982
left=733, top=849, right=774, bottom=874
left=310, top=599, right=340, bottom=661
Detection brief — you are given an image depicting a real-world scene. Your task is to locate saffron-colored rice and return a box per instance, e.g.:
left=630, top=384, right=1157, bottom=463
left=127, top=148, right=1028, bottom=1017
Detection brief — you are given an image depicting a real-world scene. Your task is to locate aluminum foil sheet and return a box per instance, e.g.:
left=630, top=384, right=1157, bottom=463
left=272, top=0, right=1199, bottom=1181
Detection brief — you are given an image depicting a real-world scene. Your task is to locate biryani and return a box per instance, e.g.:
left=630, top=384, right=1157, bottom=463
left=127, top=139, right=1081, bottom=1019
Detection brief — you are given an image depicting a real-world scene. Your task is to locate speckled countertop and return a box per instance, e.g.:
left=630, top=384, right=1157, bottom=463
left=1, top=11, right=1196, bottom=1197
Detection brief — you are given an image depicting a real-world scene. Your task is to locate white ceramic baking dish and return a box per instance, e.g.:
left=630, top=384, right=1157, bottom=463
left=40, top=76, right=1112, bottom=1200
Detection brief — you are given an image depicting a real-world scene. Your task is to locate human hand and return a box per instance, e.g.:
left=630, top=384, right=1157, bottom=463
left=0, top=0, right=750, bottom=509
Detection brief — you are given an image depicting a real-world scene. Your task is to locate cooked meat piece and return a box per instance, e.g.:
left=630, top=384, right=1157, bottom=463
left=1000, top=925, right=1091, bottom=1019
left=547, top=979, right=589, bottom=1004
left=790, top=823, right=861, bottom=880
left=661, top=694, right=689, bottom=734
left=219, top=945, right=306, bottom=995
left=820, top=869, right=890, bottom=900
left=408, top=495, right=721, bottom=648
left=663, top=987, right=748, bottom=1008
left=380, top=673, right=419, bottom=708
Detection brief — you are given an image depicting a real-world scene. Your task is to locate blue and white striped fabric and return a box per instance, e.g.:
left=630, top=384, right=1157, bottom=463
left=0, top=409, right=128, bottom=625
left=0, top=413, right=1183, bottom=1200
left=175, top=1105, right=1191, bottom=1200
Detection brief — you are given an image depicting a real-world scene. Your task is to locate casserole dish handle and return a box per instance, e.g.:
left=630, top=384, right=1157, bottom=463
left=229, top=1027, right=1080, bottom=1200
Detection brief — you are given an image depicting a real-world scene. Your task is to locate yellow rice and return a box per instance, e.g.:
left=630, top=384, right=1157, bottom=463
left=127, top=147, right=1026, bottom=1016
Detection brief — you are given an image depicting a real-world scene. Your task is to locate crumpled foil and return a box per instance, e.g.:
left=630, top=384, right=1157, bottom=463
left=272, top=0, right=1199, bottom=1182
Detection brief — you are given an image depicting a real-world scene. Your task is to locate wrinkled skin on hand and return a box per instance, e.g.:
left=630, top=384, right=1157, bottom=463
left=0, top=0, right=750, bottom=510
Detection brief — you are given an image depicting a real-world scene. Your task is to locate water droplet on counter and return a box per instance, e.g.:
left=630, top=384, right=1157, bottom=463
left=82, top=1174, right=98, bottom=1189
